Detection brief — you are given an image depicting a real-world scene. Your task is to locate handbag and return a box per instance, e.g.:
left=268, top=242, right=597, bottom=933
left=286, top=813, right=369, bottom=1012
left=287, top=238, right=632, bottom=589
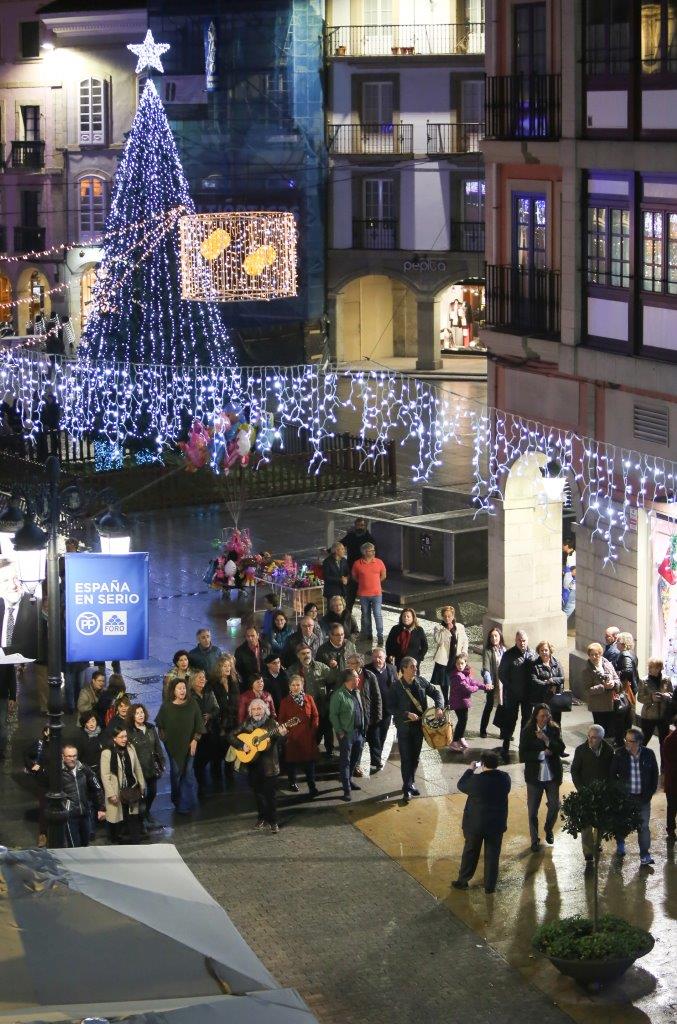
left=119, top=784, right=142, bottom=806
left=422, top=708, right=453, bottom=749
left=549, top=691, right=573, bottom=712
left=613, top=691, right=630, bottom=713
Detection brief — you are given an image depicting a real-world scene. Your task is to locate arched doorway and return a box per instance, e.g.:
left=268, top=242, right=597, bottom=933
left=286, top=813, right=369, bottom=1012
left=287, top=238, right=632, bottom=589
left=80, top=264, right=98, bottom=334
left=436, top=277, right=485, bottom=353
left=0, top=275, right=13, bottom=328
left=16, top=267, right=51, bottom=334
left=336, top=274, right=417, bottom=362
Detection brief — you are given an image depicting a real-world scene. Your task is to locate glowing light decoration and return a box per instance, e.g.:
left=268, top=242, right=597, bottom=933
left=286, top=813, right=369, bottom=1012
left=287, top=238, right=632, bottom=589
left=79, top=80, right=236, bottom=367
left=127, top=29, right=170, bottom=74
left=179, top=212, right=297, bottom=302
left=1, top=350, right=675, bottom=563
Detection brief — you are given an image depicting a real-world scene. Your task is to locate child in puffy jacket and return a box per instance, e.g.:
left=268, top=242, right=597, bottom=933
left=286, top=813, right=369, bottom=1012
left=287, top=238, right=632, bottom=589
left=448, top=654, right=488, bottom=751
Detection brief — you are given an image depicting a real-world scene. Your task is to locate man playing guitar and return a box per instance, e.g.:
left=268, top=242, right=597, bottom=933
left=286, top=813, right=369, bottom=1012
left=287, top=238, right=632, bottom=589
left=228, top=698, right=288, bottom=833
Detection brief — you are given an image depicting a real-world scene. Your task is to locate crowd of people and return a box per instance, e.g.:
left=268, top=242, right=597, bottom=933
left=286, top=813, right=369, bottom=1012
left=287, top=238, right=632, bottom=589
left=14, top=519, right=677, bottom=899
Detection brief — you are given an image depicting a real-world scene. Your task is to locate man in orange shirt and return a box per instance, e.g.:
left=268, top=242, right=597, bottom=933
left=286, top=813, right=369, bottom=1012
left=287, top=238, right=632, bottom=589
left=351, top=542, right=387, bottom=646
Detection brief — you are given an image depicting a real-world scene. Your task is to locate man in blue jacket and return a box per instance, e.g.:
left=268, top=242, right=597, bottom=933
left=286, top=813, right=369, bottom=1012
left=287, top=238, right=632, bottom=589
left=387, top=655, right=443, bottom=803
left=452, top=752, right=511, bottom=894
left=611, top=726, right=659, bottom=866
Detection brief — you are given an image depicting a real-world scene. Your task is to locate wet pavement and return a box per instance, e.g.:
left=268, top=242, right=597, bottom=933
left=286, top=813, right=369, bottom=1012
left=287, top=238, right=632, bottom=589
left=0, top=445, right=675, bottom=1023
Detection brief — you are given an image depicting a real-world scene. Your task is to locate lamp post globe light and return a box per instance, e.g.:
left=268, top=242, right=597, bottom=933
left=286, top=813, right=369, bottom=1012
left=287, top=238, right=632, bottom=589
left=96, top=509, right=131, bottom=554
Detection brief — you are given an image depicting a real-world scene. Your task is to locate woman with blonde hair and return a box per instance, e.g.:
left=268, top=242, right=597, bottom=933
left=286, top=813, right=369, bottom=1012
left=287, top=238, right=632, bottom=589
left=431, top=605, right=468, bottom=707
left=211, top=653, right=241, bottom=787
left=580, top=642, right=620, bottom=742
left=321, top=594, right=359, bottom=639
left=638, top=657, right=674, bottom=758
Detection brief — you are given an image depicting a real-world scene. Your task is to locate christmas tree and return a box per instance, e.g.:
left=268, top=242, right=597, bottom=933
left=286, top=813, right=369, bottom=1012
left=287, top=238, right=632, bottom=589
left=79, top=79, right=237, bottom=367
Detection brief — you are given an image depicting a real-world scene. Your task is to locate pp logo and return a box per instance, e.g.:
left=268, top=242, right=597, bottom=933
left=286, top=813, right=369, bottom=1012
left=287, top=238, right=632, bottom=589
left=102, top=610, right=128, bottom=636
left=76, top=611, right=100, bottom=636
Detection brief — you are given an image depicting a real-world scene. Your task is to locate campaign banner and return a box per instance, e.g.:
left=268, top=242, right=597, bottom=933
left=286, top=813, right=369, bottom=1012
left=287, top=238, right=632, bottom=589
left=65, top=553, right=149, bottom=662
left=204, top=19, right=217, bottom=92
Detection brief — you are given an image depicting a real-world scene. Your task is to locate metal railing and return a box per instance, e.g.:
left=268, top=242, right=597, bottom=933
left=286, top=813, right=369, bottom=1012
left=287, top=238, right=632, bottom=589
left=352, top=218, right=398, bottom=249
left=10, top=140, right=45, bottom=170
left=326, top=22, right=484, bottom=58
left=484, top=74, right=561, bottom=140
left=449, top=221, right=485, bottom=252
left=14, top=226, right=45, bottom=253
left=426, top=122, right=484, bottom=154
left=485, top=264, right=560, bottom=337
left=327, top=122, right=414, bottom=155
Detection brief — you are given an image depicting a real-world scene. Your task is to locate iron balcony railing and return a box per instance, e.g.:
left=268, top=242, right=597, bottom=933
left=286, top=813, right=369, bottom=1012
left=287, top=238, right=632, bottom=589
left=427, top=122, right=484, bottom=154
left=327, top=122, right=414, bottom=155
left=484, top=74, right=561, bottom=140
left=10, top=140, right=45, bottom=170
left=485, top=264, right=560, bottom=337
left=352, top=218, right=398, bottom=250
left=326, top=22, right=484, bottom=58
left=449, top=221, right=485, bottom=252
left=14, top=226, right=45, bottom=253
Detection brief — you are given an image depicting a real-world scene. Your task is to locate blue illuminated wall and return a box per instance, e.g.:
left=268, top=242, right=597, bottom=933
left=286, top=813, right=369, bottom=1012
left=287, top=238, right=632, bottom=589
left=148, top=0, right=326, bottom=364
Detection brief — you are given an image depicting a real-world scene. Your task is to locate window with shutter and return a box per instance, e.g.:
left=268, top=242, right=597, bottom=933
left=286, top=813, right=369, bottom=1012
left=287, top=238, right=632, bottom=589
left=79, top=176, right=107, bottom=239
left=361, top=81, right=394, bottom=124
left=79, top=78, right=106, bottom=145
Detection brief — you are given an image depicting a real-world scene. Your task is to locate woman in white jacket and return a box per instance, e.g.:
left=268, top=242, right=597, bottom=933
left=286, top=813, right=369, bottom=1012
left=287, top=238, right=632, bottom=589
left=431, top=605, right=468, bottom=707
left=100, top=726, right=145, bottom=844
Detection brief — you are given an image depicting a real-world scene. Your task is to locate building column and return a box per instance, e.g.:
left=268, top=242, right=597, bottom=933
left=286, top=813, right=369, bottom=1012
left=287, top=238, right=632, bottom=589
left=415, top=294, right=442, bottom=370
left=326, top=293, right=338, bottom=362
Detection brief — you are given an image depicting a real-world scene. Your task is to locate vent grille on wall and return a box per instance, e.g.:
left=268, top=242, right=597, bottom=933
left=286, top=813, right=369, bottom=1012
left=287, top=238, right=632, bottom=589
left=633, top=404, right=669, bottom=446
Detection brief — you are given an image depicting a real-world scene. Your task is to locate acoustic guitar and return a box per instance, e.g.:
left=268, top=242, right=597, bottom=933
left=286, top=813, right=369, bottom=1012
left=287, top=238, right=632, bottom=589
left=233, top=716, right=300, bottom=764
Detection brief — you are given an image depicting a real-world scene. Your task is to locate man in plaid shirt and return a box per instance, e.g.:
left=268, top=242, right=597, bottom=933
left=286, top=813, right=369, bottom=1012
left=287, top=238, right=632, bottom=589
left=611, top=726, right=659, bottom=866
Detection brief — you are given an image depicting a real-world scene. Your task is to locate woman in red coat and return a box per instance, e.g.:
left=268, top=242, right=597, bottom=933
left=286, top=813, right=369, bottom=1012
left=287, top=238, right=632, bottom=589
left=662, top=723, right=677, bottom=845
left=279, top=674, right=319, bottom=798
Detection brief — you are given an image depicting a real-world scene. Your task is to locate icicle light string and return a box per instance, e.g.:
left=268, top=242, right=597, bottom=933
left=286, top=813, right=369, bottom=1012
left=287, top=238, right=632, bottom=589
left=0, top=351, right=675, bottom=562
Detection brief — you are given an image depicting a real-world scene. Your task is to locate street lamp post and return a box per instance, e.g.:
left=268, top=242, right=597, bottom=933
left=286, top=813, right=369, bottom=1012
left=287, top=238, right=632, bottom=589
left=96, top=508, right=131, bottom=554
left=12, top=456, right=65, bottom=848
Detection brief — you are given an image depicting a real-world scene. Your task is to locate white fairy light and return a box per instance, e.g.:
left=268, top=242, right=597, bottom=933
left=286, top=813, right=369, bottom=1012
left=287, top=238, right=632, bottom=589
left=127, top=30, right=170, bottom=74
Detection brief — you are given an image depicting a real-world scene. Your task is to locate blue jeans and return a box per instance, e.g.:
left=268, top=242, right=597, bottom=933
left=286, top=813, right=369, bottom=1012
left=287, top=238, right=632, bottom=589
left=338, top=731, right=364, bottom=795
left=617, top=796, right=652, bottom=857
left=359, top=596, right=383, bottom=641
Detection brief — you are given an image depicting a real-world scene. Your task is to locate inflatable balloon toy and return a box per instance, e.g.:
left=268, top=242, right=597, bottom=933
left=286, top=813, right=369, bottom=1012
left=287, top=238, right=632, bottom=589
left=178, top=420, right=212, bottom=472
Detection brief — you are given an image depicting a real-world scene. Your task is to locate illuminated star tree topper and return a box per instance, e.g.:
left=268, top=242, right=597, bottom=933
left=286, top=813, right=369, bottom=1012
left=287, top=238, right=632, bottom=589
left=127, top=29, right=170, bottom=74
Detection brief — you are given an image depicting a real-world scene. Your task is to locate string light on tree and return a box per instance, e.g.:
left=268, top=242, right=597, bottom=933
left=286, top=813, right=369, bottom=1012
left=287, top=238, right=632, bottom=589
left=127, top=29, right=170, bottom=74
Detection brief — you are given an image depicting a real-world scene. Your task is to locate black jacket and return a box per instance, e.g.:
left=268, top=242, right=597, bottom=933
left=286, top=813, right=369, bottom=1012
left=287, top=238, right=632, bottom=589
left=385, top=624, right=429, bottom=669
left=499, top=646, right=536, bottom=704
left=387, top=675, right=443, bottom=729
left=611, top=746, right=659, bottom=802
left=228, top=718, right=282, bottom=778
left=210, top=679, right=240, bottom=733
left=235, top=640, right=271, bottom=685
left=603, top=642, right=622, bottom=670
left=340, top=528, right=376, bottom=567
left=263, top=667, right=290, bottom=712
left=571, top=740, right=614, bottom=790
left=321, top=609, right=359, bottom=640
left=77, top=729, right=103, bottom=775
left=62, top=760, right=104, bottom=817
left=519, top=722, right=566, bottom=785
left=617, top=650, right=640, bottom=694
left=529, top=656, right=565, bottom=704
left=322, top=554, right=349, bottom=599
left=359, top=668, right=383, bottom=727
left=282, top=626, right=321, bottom=666
left=368, top=661, right=399, bottom=707
left=128, top=723, right=164, bottom=781
left=458, top=767, right=511, bottom=836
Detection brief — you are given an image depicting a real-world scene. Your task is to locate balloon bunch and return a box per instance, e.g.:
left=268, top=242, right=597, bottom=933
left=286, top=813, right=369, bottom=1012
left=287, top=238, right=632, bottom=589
left=178, top=406, right=258, bottom=475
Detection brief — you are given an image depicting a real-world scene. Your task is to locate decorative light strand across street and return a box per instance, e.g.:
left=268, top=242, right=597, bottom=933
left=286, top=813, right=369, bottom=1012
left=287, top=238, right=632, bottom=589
left=1, top=351, right=674, bottom=563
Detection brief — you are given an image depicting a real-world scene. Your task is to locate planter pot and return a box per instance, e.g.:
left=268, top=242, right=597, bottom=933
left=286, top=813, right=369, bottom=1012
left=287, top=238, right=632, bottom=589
left=546, top=936, right=654, bottom=989
left=335, top=45, right=346, bottom=56
left=391, top=46, right=400, bottom=54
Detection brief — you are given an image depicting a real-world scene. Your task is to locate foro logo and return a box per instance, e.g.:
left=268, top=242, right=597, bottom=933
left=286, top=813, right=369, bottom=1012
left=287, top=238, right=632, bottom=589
left=76, top=611, right=100, bottom=636
left=102, top=610, right=128, bottom=636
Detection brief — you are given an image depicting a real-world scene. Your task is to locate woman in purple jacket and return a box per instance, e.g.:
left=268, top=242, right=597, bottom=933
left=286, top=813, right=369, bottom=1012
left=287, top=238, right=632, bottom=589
left=448, top=654, right=489, bottom=751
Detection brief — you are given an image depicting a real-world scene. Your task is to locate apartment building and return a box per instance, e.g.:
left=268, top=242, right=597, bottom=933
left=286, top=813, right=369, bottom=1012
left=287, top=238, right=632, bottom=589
left=481, top=0, right=677, bottom=680
left=325, top=0, right=486, bottom=368
left=0, top=0, right=145, bottom=338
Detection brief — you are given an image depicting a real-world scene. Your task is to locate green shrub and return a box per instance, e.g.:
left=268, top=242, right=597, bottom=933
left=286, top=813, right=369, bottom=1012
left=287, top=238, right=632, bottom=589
left=533, top=915, right=654, bottom=961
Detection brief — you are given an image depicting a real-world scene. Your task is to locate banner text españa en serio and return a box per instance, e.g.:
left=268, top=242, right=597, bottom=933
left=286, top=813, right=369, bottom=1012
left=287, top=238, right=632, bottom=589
left=73, top=581, right=141, bottom=605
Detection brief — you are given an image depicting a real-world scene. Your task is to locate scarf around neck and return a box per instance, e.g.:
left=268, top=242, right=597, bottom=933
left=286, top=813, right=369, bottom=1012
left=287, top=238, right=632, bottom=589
left=291, top=691, right=305, bottom=707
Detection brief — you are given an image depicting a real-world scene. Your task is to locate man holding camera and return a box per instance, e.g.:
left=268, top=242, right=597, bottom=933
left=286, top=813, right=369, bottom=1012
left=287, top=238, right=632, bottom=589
left=452, top=752, right=511, bottom=894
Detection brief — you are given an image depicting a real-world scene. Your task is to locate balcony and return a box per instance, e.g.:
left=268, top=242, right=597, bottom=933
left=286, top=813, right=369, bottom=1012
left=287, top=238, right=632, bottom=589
left=327, top=123, right=414, bottom=156
left=450, top=222, right=485, bottom=252
left=14, top=226, right=45, bottom=253
left=9, top=141, right=45, bottom=170
left=427, top=122, right=483, bottom=154
left=326, top=22, right=484, bottom=59
left=485, top=264, right=560, bottom=337
left=353, top=219, right=397, bottom=249
left=484, top=75, right=561, bottom=140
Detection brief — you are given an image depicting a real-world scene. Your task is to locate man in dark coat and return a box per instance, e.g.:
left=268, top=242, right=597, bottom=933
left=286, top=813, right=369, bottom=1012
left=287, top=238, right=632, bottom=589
left=61, top=743, right=105, bottom=847
left=452, top=752, right=511, bottom=894
left=235, top=626, right=271, bottom=685
left=347, top=652, right=382, bottom=777
left=321, top=542, right=349, bottom=601
left=387, top=655, right=443, bottom=802
left=282, top=616, right=321, bottom=666
left=571, top=723, right=614, bottom=865
left=263, top=653, right=290, bottom=712
left=367, top=646, right=397, bottom=771
left=340, top=517, right=376, bottom=615
left=611, top=726, right=659, bottom=866
left=498, top=630, right=536, bottom=761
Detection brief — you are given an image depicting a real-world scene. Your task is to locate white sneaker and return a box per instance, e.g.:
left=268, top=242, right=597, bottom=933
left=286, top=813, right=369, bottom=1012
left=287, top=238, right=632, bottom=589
left=449, top=741, right=463, bottom=751
left=460, top=738, right=469, bottom=749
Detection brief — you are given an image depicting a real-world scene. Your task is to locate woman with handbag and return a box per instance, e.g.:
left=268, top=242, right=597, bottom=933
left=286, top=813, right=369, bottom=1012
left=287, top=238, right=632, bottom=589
left=638, top=658, right=674, bottom=766
left=127, top=703, right=165, bottom=827
left=529, top=641, right=569, bottom=745
left=581, top=643, right=621, bottom=742
left=616, top=632, right=639, bottom=739
left=480, top=627, right=505, bottom=737
left=155, top=679, right=204, bottom=814
left=430, top=605, right=469, bottom=705
left=100, top=726, right=145, bottom=844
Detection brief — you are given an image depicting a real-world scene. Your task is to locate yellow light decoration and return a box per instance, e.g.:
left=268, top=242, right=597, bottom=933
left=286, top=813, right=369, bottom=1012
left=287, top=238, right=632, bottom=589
left=179, top=211, right=297, bottom=302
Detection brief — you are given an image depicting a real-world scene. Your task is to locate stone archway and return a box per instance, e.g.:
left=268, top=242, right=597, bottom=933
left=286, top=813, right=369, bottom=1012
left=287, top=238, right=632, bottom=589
left=483, top=451, right=568, bottom=665
left=335, top=273, right=418, bottom=363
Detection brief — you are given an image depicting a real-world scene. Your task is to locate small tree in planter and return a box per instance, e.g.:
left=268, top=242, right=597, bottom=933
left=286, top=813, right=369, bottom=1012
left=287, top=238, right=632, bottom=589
left=533, top=780, right=654, bottom=986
